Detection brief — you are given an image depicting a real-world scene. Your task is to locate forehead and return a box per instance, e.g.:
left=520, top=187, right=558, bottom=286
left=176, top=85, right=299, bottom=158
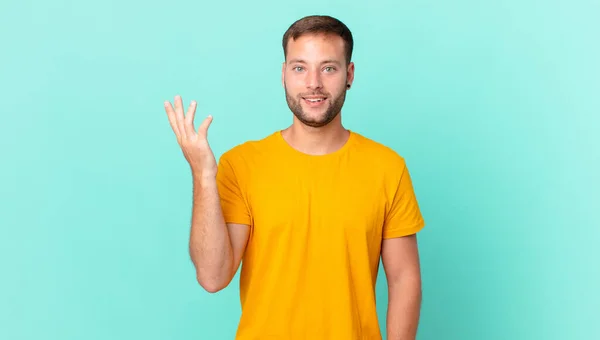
left=285, top=33, right=345, bottom=63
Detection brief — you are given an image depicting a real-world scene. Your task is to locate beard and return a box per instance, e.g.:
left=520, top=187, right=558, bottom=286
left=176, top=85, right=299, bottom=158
left=284, top=84, right=347, bottom=128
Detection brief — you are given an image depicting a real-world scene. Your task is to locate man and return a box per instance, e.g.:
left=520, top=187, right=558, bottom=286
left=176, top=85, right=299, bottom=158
left=164, top=15, right=425, bottom=340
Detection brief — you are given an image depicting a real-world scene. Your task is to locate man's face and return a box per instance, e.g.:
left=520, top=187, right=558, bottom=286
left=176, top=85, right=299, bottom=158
left=282, top=33, right=354, bottom=128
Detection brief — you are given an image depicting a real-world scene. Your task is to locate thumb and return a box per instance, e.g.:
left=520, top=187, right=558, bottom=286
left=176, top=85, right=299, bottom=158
left=198, top=115, right=213, bottom=139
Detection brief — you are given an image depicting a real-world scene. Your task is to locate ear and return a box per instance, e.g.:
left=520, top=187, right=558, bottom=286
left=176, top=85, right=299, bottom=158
left=346, top=61, right=355, bottom=88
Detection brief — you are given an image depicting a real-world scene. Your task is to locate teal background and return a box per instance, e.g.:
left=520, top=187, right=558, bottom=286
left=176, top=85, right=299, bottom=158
left=1, top=0, right=598, bottom=339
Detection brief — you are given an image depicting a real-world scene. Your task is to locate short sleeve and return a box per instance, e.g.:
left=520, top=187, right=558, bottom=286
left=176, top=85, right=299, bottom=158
left=216, top=153, right=252, bottom=226
left=383, top=163, right=425, bottom=239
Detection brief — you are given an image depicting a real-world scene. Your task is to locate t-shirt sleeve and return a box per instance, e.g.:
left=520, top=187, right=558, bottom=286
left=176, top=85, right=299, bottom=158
left=383, top=162, right=425, bottom=239
left=216, top=153, right=252, bottom=226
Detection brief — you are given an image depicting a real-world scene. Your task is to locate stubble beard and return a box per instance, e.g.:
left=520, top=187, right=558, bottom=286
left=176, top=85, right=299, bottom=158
left=284, top=83, right=347, bottom=128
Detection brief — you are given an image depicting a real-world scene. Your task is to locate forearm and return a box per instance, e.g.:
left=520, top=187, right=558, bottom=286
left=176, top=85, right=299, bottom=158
left=386, top=276, right=422, bottom=340
left=189, top=174, right=233, bottom=292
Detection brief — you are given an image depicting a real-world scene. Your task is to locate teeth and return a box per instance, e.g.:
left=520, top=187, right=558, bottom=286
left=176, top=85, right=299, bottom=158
left=306, top=98, right=324, bottom=102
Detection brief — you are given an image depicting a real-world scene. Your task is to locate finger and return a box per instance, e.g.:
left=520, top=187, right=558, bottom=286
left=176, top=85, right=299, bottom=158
left=197, top=115, right=213, bottom=139
left=164, top=100, right=181, bottom=138
left=184, top=100, right=197, bottom=137
left=173, top=95, right=187, bottom=139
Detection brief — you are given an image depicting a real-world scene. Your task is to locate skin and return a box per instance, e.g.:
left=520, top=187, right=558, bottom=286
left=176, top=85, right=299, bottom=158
left=280, top=33, right=354, bottom=155
left=163, top=99, right=249, bottom=293
left=164, top=32, right=422, bottom=339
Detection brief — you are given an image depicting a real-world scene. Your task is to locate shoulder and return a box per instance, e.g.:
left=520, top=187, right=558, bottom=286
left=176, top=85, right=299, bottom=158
left=350, top=132, right=416, bottom=196
left=218, top=131, right=280, bottom=165
left=350, top=131, right=407, bottom=170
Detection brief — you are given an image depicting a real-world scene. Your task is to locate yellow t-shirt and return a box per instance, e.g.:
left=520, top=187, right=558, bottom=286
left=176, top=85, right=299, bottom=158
left=216, top=130, right=425, bottom=340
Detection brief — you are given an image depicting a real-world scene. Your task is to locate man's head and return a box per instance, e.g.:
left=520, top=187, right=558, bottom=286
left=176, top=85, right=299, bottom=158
left=281, top=15, right=355, bottom=128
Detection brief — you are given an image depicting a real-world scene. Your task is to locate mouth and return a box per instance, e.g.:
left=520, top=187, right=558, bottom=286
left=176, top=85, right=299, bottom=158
left=302, top=96, right=327, bottom=107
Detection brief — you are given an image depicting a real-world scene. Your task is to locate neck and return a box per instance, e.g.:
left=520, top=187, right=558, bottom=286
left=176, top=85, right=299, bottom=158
left=281, top=115, right=350, bottom=155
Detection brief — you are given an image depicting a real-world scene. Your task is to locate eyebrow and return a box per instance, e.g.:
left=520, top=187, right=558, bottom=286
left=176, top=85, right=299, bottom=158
left=288, top=59, right=342, bottom=66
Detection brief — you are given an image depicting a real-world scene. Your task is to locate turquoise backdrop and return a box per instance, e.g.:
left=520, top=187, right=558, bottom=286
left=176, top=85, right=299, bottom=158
left=1, top=0, right=598, bottom=339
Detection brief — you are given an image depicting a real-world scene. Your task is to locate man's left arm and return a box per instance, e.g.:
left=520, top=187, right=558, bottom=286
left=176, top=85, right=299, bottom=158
left=381, top=233, right=422, bottom=340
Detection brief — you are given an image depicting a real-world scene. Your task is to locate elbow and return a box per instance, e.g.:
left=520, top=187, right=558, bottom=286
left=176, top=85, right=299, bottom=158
left=202, top=283, right=225, bottom=294
left=196, top=274, right=228, bottom=293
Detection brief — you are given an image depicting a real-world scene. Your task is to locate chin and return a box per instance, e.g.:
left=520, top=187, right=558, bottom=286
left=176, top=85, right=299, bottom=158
left=298, top=111, right=338, bottom=128
left=303, top=110, right=328, bottom=120
left=300, top=119, right=329, bottom=128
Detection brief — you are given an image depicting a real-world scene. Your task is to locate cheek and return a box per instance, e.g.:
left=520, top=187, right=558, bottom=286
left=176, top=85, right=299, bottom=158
left=287, top=73, right=306, bottom=86
left=325, top=78, right=346, bottom=94
left=285, top=75, right=305, bottom=92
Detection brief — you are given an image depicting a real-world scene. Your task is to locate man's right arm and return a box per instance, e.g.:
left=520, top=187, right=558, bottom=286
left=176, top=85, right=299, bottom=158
left=163, top=95, right=250, bottom=293
left=189, top=174, right=250, bottom=293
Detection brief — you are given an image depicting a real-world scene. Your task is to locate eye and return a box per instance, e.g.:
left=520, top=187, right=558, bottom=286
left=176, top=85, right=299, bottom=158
left=293, top=66, right=304, bottom=72
left=324, top=66, right=336, bottom=72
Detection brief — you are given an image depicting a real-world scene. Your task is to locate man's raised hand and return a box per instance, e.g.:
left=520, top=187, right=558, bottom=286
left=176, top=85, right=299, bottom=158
left=164, top=95, right=217, bottom=178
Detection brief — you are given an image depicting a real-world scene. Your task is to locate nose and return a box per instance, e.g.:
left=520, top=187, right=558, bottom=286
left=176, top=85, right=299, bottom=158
left=306, top=70, right=323, bottom=90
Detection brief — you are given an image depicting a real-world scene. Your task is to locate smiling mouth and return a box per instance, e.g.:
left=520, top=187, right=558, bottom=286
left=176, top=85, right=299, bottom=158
left=302, top=96, right=327, bottom=104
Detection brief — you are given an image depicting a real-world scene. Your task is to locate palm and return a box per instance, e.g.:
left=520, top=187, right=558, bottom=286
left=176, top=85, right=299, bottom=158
left=164, top=95, right=217, bottom=175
